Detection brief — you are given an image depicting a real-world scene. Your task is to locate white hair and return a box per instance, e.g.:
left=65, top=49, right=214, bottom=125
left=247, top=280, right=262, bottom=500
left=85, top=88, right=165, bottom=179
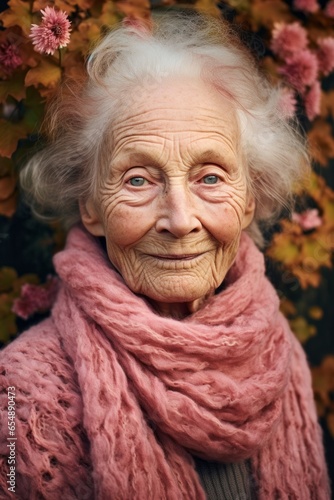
left=20, top=12, right=309, bottom=246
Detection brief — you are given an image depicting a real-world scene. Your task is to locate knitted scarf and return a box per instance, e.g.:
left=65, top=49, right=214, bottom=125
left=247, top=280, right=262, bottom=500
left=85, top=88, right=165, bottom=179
left=52, top=226, right=329, bottom=499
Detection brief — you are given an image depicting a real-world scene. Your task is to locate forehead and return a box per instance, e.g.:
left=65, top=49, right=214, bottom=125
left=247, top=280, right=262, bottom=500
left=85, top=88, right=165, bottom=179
left=111, top=77, right=240, bottom=157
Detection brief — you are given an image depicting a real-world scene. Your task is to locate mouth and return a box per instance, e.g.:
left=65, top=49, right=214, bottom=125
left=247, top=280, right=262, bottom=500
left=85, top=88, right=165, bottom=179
left=149, top=254, right=203, bottom=261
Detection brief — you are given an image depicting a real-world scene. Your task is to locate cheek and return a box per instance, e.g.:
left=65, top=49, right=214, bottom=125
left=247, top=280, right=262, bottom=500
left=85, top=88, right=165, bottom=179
left=200, top=203, right=243, bottom=245
left=104, top=205, right=154, bottom=247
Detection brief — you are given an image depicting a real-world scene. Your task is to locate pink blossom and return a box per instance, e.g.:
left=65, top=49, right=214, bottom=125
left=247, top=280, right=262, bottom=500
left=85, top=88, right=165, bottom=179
left=271, top=22, right=308, bottom=59
left=12, top=276, right=59, bottom=320
left=316, top=38, right=334, bottom=76
left=304, top=81, right=321, bottom=120
left=0, top=41, right=22, bottom=74
left=30, top=6, right=71, bottom=55
left=324, top=0, right=334, bottom=17
left=279, top=50, right=318, bottom=93
left=292, top=209, right=322, bottom=230
left=278, top=87, right=297, bottom=118
left=293, top=0, right=319, bottom=12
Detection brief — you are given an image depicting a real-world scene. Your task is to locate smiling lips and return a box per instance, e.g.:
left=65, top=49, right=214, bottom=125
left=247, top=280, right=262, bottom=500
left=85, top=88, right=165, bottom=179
left=151, top=254, right=202, bottom=260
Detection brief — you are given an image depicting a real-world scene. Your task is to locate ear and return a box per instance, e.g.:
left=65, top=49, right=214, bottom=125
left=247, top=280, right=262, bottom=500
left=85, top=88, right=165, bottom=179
left=241, top=193, right=256, bottom=230
left=79, top=198, right=105, bottom=237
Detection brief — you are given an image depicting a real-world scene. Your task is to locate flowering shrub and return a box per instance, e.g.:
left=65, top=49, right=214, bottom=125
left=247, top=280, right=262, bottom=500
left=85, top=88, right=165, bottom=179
left=0, top=0, right=333, bottom=444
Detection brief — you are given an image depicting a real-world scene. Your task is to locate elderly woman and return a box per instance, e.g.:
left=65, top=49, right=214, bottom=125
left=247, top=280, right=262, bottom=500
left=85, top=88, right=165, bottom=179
left=0, top=13, right=330, bottom=500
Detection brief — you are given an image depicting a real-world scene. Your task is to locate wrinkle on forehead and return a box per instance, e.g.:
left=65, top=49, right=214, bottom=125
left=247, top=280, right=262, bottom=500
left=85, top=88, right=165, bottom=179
left=109, top=77, right=241, bottom=169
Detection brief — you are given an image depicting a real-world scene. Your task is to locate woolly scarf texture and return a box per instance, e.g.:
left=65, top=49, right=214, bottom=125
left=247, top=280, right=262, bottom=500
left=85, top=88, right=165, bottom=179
left=50, top=226, right=329, bottom=499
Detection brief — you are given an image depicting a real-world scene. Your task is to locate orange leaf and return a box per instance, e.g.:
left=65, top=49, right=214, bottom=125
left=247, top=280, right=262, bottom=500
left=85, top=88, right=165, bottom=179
left=0, top=120, right=28, bottom=158
left=308, top=119, right=334, bottom=166
left=32, top=0, right=76, bottom=14
left=0, top=0, right=32, bottom=36
left=0, top=72, right=26, bottom=104
left=292, top=266, right=321, bottom=288
left=195, top=0, right=221, bottom=17
left=0, top=157, right=14, bottom=177
left=0, top=188, right=18, bottom=217
left=250, top=0, right=292, bottom=30
left=68, top=19, right=102, bottom=54
left=25, top=58, right=62, bottom=88
left=100, top=1, right=120, bottom=26
left=114, top=0, right=150, bottom=20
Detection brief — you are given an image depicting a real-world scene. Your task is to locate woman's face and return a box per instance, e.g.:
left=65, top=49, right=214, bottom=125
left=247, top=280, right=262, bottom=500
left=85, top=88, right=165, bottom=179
left=81, top=78, right=255, bottom=317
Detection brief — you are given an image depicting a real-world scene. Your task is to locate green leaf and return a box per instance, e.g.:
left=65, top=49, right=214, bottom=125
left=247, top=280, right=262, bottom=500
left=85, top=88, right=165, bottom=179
left=0, top=313, right=17, bottom=343
left=290, top=316, right=317, bottom=344
left=0, top=267, right=17, bottom=293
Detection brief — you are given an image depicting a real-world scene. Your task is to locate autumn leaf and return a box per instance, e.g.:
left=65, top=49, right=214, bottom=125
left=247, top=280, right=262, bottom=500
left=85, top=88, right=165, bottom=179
left=0, top=268, right=17, bottom=293
left=0, top=0, right=32, bottom=36
left=320, top=90, right=334, bottom=119
left=308, top=119, right=334, bottom=166
left=292, top=266, right=321, bottom=288
left=114, top=0, right=150, bottom=20
left=279, top=297, right=297, bottom=316
left=267, top=233, right=300, bottom=265
left=68, top=19, right=102, bottom=54
left=0, top=157, right=14, bottom=177
left=0, top=120, right=29, bottom=158
left=0, top=72, right=26, bottom=104
left=195, top=0, right=221, bottom=17
left=301, top=239, right=332, bottom=268
left=249, top=0, right=292, bottom=30
left=290, top=316, right=316, bottom=343
left=308, top=306, right=323, bottom=320
left=22, top=86, right=45, bottom=133
left=0, top=313, right=17, bottom=343
left=32, top=0, right=76, bottom=14
left=0, top=175, right=18, bottom=217
left=100, top=1, right=120, bottom=26
left=25, top=58, right=62, bottom=89
left=322, top=199, right=334, bottom=228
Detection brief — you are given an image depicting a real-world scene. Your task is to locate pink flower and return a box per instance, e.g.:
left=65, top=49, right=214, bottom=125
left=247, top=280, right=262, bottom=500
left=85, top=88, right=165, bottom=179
left=292, top=209, right=322, bottom=230
left=293, top=0, right=319, bottom=12
left=304, top=81, right=321, bottom=120
left=279, top=50, right=318, bottom=93
left=12, top=276, right=59, bottom=320
left=316, top=38, right=334, bottom=76
left=30, top=6, right=71, bottom=55
left=324, top=0, right=334, bottom=17
left=0, top=40, right=22, bottom=74
left=278, top=87, right=297, bottom=118
left=271, top=23, right=308, bottom=59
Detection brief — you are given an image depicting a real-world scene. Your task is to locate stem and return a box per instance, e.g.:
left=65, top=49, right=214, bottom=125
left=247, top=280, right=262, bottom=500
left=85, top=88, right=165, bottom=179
left=58, top=48, right=62, bottom=68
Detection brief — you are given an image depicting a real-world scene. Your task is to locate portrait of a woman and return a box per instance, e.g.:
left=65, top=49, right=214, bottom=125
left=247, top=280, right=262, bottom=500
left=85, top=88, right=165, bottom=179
left=0, top=12, right=330, bottom=499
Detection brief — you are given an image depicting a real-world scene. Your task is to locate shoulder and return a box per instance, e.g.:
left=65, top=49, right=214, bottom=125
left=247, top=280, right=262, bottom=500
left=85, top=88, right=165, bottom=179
left=1, top=318, right=71, bottom=383
left=0, top=320, right=94, bottom=499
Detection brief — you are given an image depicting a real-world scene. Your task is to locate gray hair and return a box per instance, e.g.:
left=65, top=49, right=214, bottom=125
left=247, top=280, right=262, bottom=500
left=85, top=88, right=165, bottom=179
left=20, top=12, right=309, bottom=246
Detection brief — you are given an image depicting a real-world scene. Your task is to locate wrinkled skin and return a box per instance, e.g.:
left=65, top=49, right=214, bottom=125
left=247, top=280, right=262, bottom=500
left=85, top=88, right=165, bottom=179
left=81, top=78, right=255, bottom=318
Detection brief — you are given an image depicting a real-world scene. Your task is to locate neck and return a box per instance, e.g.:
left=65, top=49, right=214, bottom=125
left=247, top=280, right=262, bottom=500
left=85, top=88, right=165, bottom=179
left=148, top=294, right=213, bottom=320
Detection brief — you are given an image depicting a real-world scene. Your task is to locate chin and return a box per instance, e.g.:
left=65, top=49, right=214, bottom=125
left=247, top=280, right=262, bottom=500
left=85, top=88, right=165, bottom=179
left=140, top=281, right=213, bottom=304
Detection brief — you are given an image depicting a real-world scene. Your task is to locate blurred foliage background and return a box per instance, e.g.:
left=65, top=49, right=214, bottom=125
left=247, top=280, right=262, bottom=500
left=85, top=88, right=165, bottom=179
left=0, top=0, right=333, bottom=492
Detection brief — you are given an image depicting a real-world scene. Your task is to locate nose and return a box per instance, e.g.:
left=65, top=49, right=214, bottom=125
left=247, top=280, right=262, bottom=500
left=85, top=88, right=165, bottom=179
left=155, top=184, right=202, bottom=237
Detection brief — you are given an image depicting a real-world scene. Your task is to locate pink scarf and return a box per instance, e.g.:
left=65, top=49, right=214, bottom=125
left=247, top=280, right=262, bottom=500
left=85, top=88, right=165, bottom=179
left=52, top=226, right=329, bottom=499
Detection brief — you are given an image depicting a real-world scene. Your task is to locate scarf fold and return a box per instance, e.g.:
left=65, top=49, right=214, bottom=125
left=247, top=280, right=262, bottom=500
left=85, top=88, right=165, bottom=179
left=52, top=226, right=329, bottom=499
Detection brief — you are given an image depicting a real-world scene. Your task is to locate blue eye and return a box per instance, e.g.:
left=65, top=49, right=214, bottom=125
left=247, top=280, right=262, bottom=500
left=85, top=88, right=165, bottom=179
left=203, top=175, right=219, bottom=184
left=129, top=177, right=147, bottom=187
